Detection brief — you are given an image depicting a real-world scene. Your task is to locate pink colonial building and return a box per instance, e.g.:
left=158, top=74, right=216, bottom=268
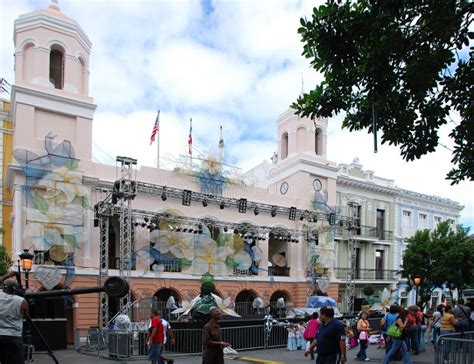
left=7, top=2, right=341, bottom=343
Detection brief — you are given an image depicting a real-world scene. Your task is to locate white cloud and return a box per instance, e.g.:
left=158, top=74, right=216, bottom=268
left=1, top=0, right=472, bottom=229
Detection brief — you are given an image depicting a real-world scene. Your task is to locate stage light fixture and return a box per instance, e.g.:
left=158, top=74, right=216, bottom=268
left=254, top=206, right=259, bottom=216
left=134, top=222, right=139, bottom=227
left=224, top=226, right=228, bottom=232
left=271, top=206, right=277, bottom=217
left=141, top=222, right=146, bottom=228
left=144, top=217, right=149, bottom=223
left=299, top=216, right=304, bottom=221
left=161, top=191, right=167, bottom=201
left=238, top=198, right=248, bottom=213
left=220, top=201, right=225, bottom=209
left=329, top=213, right=336, bottom=225
left=182, top=190, right=192, bottom=206
left=94, top=218, right=99, bottom=227
left=202, top=199, right=208, bottom=207
left=289, top=207, right=297, bottom=220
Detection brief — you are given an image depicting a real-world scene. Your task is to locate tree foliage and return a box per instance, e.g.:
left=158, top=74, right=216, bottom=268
left=400, top=221, right=474, bottom=306
left=0, top=245, right=12, bottom=276
left=293, top=0, right=473, bottom=184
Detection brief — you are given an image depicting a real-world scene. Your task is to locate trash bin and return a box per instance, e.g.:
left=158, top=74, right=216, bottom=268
left=109, top=331, right=131, bottom=358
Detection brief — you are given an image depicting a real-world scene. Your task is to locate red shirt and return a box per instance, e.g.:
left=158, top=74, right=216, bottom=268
left=151, top=316, right=164, bottom=344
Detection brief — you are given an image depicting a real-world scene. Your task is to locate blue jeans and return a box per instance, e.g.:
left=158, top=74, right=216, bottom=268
left=356, top=340, right=368, bottom=360
left=455, top=321, right=469, bottom=333
left=407, top=325, right=419, bottom=353
left=440, top=330, right=454, bottom=361
left=432, top=327, right=440, bottom=347
left=383, top=338, right=411, bottom=364
left=148, top=343, right=164, bottom=363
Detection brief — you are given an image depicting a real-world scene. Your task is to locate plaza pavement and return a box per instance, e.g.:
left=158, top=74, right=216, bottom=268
left=33, top=344, right=436, bottom=363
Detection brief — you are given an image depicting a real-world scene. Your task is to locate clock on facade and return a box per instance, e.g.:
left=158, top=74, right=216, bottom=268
left=280, top=182, right=289, bottom=195
left=313, top=179, right=322, bottom=191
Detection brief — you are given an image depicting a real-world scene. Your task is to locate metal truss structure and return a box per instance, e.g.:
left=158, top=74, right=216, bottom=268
left=94, top=156, right=358, bottom=325
left=344, top=202, right=359, bottom=313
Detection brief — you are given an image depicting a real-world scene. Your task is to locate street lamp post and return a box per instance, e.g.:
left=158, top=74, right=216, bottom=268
left=19, top=249, right=33, bottom=289
left=414, top=276, right=422, bottom=307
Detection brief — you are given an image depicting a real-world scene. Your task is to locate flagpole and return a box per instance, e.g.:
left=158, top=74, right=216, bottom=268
left=189, top=118, right=192, bottom=171
left=156, top=110, right=160, bottom=168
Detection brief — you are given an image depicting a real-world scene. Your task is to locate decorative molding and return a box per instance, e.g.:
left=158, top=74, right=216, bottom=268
left=11, top=84, right=96, bottom=119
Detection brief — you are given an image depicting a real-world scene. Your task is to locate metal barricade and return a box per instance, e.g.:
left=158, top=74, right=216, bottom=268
left=435, top=331, right=474, bottom=364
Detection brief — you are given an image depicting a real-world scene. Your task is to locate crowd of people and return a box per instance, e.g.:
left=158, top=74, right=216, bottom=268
left=285, top=300, right=474, bottom=364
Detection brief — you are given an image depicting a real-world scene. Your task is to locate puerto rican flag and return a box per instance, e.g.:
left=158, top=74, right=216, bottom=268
left=188, top=118, right=192, bottom=155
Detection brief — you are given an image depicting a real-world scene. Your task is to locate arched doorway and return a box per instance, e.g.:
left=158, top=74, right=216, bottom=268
left=235, top=289, right=258, bottom=316
left=270, top=290, right=292, bottom=317
left=153, top=288, right=182, bottom=319
left=109, top=291, right=137, bottom=323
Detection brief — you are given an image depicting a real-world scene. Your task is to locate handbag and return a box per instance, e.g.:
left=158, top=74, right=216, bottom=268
left=387, top=323, right=402, bottom=339
left=359, top=331, right=368, bottom=340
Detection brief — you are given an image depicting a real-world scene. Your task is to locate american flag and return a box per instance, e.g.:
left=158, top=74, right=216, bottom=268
left=188, top=118, right=192, bottom=155
left=149, top=111, right=160, bottom=145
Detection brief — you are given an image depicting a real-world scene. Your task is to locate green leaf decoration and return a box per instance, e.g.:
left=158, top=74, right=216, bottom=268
left=64, top=159, right=79, bottom=171
left=72, top=195, right=93, bottom=210
left=61, top=234, right=79, bottom=249
left=181, top=258, right=192, bottom=269
left=216, top=234, right=230, bottom=247
left=225, top=255, right=237, bottom=268
left=33, top=191, right=49, bottom=213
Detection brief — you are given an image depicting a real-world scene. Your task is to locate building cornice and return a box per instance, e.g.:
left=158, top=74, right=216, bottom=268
left=397, top=188, right=462, bottom=209
left=337, top=175, right=399, bottom=195
left=11, top=85, right=96, bottom=120
left=14, top=10, right=92, bottom=52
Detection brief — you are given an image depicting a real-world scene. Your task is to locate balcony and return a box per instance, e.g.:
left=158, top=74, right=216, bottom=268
left=335, top=225, right=393, bottom=241
left=334, top=267, right=399, bottom=281
left=268, top=266, right=290, bottom=277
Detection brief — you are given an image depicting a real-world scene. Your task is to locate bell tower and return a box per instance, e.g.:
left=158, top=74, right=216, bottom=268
left=11, top=0, right=96, bottom=164
left=276, top=108, right=328, bottom=161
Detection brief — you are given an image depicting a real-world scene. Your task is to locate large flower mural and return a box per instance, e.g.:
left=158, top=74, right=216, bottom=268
left=14, top=133, right=91, bottom=269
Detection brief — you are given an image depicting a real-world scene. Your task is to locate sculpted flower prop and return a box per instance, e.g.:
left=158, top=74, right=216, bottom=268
left=211, top=293, right=240, bottom=317
left=171, top=295, right=201, bottom=316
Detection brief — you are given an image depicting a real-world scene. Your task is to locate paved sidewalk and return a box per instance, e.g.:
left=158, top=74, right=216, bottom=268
left=33, top=344, right=436, bottom=363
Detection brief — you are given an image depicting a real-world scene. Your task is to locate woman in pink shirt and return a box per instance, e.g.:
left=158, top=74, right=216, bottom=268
left=303, top=312, right=320, bottom=360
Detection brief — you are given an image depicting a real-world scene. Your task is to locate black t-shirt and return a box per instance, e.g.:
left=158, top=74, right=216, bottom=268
left=316, top=318, right=346, bottom=355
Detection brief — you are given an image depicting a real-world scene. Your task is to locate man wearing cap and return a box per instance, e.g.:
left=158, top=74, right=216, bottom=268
left=0, top=271, right=29, bottom=364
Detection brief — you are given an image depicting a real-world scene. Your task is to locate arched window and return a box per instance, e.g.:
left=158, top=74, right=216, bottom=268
left=49, top=47, right=64, bottom=89
left=281, top=132, right=288, bottom=159
left=315, top=128, right=323, bottom=155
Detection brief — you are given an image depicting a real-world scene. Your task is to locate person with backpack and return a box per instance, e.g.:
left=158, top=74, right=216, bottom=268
left=405, top=306, right=419, bottom=355
left=430, top=304, right=444, bottom=348
left=453, top=299, right=472, bottom=333
left=383, top=308, right=412, bottom=364
left=303, top=312, right=319, bottom=360
left=381, top=305, right=400, bottom=355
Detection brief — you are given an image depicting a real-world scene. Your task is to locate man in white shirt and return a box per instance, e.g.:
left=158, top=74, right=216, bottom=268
left=0, top=272, right=29, bottom=364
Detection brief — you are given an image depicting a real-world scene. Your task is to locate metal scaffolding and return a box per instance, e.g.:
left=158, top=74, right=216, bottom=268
left=344, top=202, right=359, bottom=314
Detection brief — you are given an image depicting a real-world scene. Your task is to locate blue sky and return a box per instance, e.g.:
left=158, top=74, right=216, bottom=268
left=1, top=0, right=472, bottom=230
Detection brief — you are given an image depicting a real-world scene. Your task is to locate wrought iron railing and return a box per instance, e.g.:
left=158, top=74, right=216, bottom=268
left=268, top=266, right=290, bottom=277
left=335, top=225, right=393, bottom=240
left=334, top=267, right=399, bottom=280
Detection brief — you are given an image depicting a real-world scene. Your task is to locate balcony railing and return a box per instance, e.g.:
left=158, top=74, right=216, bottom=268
left=335, top=225, right=393, bottom=240
left=268, top=267, right=290, bottom=277
left=334, top=267, right=399, bottom=280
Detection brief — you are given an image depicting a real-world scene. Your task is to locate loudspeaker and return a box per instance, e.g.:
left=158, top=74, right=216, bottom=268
left=31, top=297, right=48, bottom=319
left=46, top=297, right=65, bottom=319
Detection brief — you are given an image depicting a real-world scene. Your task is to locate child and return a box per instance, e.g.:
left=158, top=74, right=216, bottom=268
left=286, top=325, right=298, bottom=351
left=296, top=321, right=306, bottom=350
left=343, top=320, right=356, bottom=349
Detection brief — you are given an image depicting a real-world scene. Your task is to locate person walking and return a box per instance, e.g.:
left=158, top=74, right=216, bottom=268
left=440, top=305, right=458, bottom=363
left=431, top=304, right=444, bottom=348
left=383, top=308, right=412, bottom=364
left=303, top=312, right=319, bottom=360
left=355, top=311, right=370, bottom=361
left=453, top=299, right=471, bottom=333
left=202, top=307, right=231, bottom=364
left=405, top=306, right=419, bottom=354
left=148, top=310, right=164, bottom=364
left=304, top=306, right=346, bottom=364
left=0, top=273, right=29, bottom=364
left=381, top=305, right=400, bottom=355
